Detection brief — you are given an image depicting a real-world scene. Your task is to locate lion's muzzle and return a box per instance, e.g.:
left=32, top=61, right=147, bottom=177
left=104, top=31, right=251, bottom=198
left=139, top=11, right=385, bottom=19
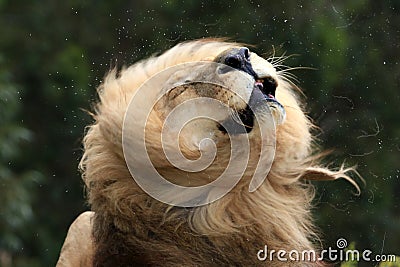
left=215, top=47, right=286, bottom=133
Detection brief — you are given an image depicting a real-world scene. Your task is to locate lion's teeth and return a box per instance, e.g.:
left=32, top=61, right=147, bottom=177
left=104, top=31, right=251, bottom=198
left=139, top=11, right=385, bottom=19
left=255, top=81, right=263, bottom=89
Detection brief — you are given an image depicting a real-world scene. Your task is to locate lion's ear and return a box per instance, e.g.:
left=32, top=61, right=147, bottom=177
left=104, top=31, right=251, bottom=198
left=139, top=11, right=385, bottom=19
left=301, top=166, right=362, bottom=195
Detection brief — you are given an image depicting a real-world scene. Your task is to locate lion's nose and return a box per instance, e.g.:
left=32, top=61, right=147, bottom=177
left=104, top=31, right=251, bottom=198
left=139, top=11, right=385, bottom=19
left=223, top=47, right=257, bottom=77
left=224, top=47, right=250, bottom=67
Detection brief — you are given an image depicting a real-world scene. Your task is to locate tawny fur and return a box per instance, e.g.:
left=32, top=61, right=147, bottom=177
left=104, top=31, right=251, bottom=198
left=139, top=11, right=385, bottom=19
left=73, top=39, right=357, bottom=266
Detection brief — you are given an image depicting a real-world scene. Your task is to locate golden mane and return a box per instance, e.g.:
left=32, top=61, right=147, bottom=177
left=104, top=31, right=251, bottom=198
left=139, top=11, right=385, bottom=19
left=59, top=39, right=358, bottom=266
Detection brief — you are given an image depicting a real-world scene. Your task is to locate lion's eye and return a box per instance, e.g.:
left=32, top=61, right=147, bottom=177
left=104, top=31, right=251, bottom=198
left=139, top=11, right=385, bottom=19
left=168, top=86, right=187, bottom=100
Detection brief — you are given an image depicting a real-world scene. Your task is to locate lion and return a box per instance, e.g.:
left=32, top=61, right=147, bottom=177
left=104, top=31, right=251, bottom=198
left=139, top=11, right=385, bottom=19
left=57, top=39, right=358, bottom=266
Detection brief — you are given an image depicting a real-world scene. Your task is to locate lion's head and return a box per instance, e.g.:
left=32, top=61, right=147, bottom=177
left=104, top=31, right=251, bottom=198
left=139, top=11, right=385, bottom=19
left=79, top=39, right=357, bottom=266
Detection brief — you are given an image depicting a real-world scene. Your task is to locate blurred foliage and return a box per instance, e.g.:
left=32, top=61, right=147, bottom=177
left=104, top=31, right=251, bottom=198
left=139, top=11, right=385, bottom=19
left=379, top=257, right=400, bottom=267
left=0, top=0, right=398, bottom=266
left=0, top=56, right=43, bottom=267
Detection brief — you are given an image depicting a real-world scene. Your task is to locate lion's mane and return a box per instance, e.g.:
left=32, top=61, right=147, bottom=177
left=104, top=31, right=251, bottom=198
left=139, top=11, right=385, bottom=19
left=81, top=39, right=356, bottom=266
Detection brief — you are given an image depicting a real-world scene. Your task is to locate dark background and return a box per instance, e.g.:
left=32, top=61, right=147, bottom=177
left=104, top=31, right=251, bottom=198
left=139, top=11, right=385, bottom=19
left=0, top=1, right=399, bottom=266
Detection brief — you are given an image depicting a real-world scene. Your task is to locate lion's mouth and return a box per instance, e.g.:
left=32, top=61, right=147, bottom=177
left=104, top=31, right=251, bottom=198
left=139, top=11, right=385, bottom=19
left=219, top=76, right=285, bottom=134
left=255, top=77, right=277, bottom=101
left=219, top=79, right=282, bottom=134
left=254, top=77, right=284, bottom=108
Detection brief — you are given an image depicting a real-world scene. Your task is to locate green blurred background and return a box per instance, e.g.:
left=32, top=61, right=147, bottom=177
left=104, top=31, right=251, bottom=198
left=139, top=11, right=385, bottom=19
left=0, top=0, right=399, bottom=266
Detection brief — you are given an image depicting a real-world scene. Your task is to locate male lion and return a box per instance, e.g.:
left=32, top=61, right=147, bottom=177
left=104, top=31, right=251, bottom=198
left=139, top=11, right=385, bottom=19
left=57, top=39, right=358, bottom=266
